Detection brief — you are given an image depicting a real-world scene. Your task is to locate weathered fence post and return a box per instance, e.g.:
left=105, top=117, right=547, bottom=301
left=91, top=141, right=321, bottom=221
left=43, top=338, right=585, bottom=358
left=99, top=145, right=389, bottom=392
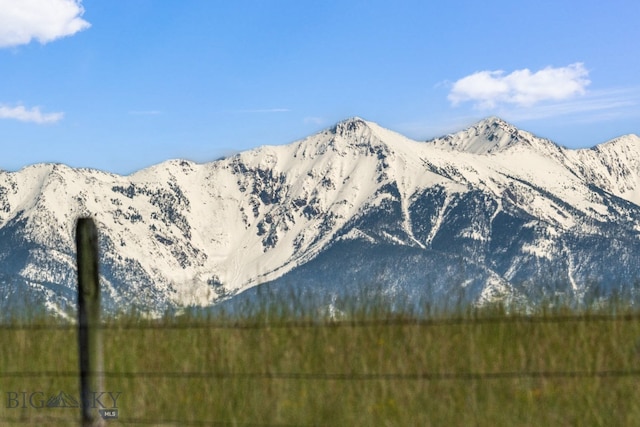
left=76, top=217, right=105, bottom=427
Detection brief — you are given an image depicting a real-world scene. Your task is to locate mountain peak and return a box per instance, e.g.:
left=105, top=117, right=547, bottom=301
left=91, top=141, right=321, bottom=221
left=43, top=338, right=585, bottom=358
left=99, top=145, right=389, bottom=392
left=593, top=134, right=640, bottom=152
left=427, top=117, right=528, bottom=154
left=476, top=116, right=517, bottom=131
left=332, top=117, right=372, bottom=136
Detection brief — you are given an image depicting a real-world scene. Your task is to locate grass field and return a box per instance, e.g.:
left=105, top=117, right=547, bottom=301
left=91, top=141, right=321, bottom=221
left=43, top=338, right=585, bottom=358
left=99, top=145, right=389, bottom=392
left=2, top=304, right=640, bottom=426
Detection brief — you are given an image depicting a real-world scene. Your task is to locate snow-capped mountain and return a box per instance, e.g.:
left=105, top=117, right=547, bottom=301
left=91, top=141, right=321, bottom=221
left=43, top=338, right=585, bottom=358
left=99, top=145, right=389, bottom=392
left=2, top=117, right=640, bottom=317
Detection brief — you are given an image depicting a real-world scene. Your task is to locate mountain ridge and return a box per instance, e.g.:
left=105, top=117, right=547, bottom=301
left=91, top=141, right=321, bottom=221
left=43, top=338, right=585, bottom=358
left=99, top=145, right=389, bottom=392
left=2, top=116, right=640, bottom=317
left=426, top=116, right=552, bottom=155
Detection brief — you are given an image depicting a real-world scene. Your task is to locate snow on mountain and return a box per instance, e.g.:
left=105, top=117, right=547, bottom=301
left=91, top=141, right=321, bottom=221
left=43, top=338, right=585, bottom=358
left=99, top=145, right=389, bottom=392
left=427, top=117, right=540, bottom=154
left=2, top=117, right=640, bottom=317
left=573, top=134, right=640, bottom=205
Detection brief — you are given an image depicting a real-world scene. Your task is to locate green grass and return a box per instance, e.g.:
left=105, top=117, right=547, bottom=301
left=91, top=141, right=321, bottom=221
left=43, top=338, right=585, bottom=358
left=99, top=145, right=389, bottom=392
left=2, top=305, right=640, bottom=426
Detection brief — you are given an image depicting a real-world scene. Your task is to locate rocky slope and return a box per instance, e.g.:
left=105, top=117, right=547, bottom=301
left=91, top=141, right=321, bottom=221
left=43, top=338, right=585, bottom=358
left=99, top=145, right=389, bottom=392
left=2, top=117, right=640, bottom=316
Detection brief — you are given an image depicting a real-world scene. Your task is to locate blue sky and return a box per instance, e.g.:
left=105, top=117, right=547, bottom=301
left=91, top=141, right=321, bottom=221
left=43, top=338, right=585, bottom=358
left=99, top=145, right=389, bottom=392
left=1, top=0, right=639, bottom=174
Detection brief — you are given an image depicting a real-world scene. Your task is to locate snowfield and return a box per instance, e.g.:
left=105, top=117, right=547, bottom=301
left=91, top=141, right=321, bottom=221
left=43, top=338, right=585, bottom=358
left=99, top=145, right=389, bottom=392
left=2, top=116, right=640, bottom=315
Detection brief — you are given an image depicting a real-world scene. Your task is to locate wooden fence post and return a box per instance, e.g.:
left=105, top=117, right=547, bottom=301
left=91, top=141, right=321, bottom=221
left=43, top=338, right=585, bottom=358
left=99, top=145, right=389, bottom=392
left=76, top=217, right=105, bottom=427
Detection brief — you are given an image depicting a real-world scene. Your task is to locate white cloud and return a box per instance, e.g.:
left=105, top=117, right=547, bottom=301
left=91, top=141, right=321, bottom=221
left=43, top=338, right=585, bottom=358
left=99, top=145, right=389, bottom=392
left=0, top=105, right=64, bottom=124
left=0, top=0, right=90, bottom=48
left=499, top=86, right=640, bottom=123
left=448, top=63, right=590, bottom=109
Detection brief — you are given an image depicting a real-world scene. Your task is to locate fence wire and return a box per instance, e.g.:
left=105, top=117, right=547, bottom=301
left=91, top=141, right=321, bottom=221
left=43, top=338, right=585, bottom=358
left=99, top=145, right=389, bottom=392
left=4, top=312, right=640, bottom=330
left=3, top=314, right=640, bottom=425
left=3, top=368, right=640, bottom=381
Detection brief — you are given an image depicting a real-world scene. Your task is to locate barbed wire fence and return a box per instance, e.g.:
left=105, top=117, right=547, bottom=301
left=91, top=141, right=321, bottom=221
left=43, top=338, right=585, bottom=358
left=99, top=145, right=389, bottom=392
left=3, top=218, right=640, bottom=425
left=3, top=314, right=640, bottom=425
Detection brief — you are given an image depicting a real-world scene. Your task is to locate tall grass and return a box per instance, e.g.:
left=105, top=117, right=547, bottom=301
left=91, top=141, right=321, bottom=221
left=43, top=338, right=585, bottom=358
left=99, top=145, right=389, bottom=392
left=2, top=303, right=640, bottom=426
